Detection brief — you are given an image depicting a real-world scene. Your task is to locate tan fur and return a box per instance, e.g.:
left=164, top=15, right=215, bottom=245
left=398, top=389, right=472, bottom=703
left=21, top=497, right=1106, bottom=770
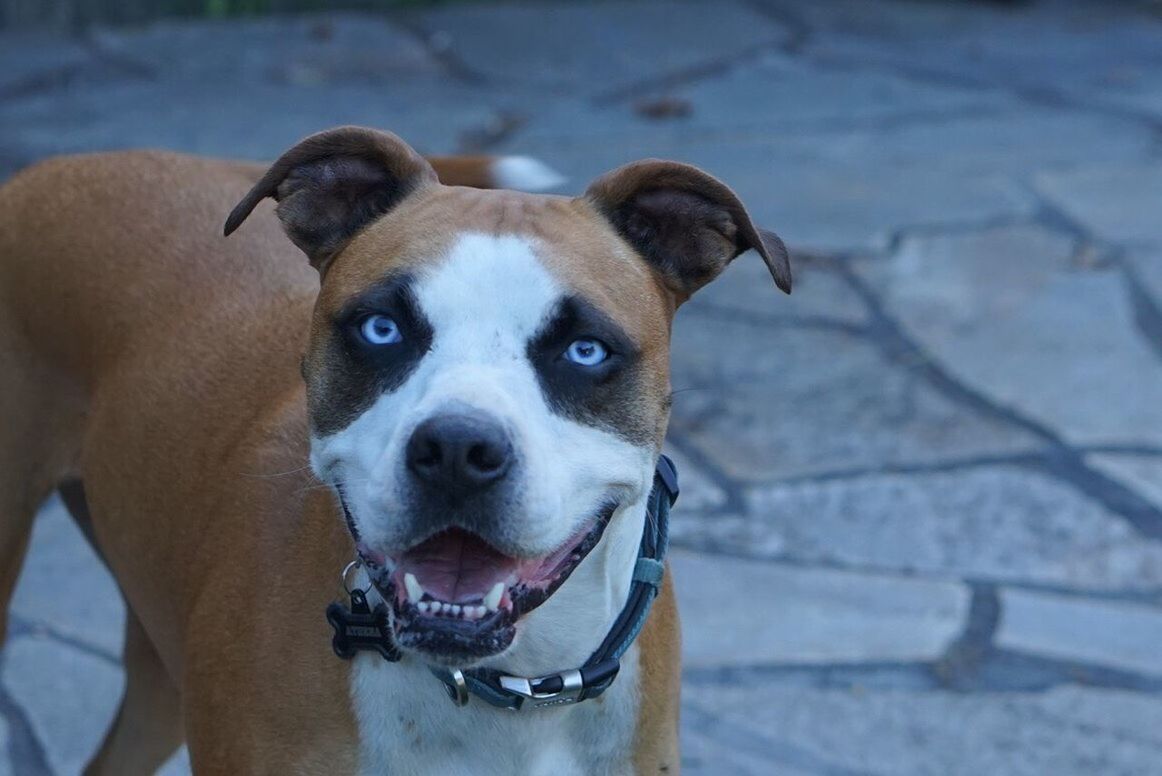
left=0, top=149, right=684, bottom=773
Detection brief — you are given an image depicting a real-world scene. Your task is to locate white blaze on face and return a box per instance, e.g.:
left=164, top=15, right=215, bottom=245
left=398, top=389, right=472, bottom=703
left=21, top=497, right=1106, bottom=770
left=310, top=231, right=655, bottom=564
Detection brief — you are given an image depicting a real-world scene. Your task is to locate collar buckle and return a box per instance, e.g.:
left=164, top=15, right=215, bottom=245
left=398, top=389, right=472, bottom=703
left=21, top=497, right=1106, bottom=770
left=498, top=669, right=585, bottom=710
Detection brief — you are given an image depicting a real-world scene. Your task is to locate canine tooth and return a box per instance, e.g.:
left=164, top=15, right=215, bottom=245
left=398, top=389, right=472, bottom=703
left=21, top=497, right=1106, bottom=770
left=484, top=582, right=504, bottom=612
left=404, top=573, right=424, bottom=604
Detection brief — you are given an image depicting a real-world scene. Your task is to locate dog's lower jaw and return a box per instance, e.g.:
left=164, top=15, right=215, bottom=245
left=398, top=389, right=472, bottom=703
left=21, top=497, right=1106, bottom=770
left=347, top=499, right=649, bottom=774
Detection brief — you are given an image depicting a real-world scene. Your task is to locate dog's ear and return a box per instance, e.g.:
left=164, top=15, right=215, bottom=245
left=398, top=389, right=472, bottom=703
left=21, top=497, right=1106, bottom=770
left=224, top=126, right=438, bottom=271
left=584, top=160, right=791, bottom=301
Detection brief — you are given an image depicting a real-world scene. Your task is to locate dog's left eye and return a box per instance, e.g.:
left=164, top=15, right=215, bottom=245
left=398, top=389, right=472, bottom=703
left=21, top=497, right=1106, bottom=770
left=359, top=314, right=402, bottom=345
left=564, top=338, right=608, bottom=366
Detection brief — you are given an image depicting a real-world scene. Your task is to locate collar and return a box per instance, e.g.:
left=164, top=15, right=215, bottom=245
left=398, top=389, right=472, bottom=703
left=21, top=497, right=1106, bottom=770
left=327, top=456, right=678, bottom=711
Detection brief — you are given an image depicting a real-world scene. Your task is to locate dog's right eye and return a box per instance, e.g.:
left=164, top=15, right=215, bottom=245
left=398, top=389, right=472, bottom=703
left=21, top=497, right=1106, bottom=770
left=358, top=314, right=402, bottom=346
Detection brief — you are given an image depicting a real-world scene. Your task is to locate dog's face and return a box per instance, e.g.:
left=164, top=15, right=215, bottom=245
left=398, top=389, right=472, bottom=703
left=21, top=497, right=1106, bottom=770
left=227, top=127, right=790, bottom=667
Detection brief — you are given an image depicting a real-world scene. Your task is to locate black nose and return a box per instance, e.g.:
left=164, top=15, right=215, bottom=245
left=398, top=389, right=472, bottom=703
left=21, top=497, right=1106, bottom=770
left=406, top=413, right=513, bottom=496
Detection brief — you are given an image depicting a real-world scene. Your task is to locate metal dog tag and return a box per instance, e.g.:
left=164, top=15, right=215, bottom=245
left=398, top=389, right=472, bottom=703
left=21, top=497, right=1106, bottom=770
left=326, top=588, right=401, bottom=662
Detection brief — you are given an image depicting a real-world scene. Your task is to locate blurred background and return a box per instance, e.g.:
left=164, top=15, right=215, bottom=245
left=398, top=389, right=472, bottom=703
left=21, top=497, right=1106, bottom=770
left=3, top=0, right=1162, bottom=774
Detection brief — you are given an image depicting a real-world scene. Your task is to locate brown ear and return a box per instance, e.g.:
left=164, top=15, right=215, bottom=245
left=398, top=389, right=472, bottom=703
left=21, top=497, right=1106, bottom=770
left=224, top=126, right=438, bottom=271
left=584, top=160, right=791, bottom=301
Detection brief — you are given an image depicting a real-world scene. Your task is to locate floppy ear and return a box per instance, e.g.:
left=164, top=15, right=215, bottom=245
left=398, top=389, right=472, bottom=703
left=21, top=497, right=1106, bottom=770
left=224, top=126, right=438, bottom=271
left=584, top=160, right=791, bottom=301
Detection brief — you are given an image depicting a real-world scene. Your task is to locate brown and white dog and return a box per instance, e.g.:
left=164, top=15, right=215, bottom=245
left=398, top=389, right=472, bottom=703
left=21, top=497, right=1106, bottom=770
left=0, top=126, right=790, bottom=774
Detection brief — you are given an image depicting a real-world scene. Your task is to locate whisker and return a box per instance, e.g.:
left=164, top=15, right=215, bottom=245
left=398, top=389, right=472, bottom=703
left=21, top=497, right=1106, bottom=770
left=242, top=464, right=315, bottom=479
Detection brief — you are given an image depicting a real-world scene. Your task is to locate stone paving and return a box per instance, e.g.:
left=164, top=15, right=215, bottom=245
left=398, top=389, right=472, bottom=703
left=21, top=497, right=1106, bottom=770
left=2, top=1, right=1162, bottom=773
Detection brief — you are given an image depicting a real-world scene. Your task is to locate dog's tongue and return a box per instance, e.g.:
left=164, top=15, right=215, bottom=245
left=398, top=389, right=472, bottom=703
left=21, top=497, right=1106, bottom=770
left=399, top=528, right=520, bottom=602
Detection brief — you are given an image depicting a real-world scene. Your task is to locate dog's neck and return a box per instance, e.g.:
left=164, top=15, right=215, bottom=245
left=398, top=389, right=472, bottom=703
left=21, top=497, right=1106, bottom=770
left=348, top=497, right=648, bottom=774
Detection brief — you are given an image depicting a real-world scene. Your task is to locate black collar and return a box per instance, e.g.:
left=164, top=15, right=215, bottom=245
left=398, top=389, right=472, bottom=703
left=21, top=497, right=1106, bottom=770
left=326, top=457, right=678, bottom=711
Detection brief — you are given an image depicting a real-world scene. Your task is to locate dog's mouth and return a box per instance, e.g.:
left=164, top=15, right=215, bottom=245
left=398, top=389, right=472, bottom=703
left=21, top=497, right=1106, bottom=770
left=359, top=503, right=616, bottom=665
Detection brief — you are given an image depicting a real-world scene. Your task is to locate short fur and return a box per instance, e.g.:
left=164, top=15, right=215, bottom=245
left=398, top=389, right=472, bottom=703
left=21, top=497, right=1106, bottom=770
left=0, top=126, right=788, bottom=774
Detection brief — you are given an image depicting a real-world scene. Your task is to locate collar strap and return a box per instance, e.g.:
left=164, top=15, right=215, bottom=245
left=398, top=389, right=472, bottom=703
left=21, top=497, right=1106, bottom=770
left=430, top=455, right=678, bottom=710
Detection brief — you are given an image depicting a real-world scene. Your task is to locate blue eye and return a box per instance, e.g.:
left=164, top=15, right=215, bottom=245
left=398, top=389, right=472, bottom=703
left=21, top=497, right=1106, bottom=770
left=564, top=338, right=608, bottom=366
left=359, top=314, right=402, bottom=345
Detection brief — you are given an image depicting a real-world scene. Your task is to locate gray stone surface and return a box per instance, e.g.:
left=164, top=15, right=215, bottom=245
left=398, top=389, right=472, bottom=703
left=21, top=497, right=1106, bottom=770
left=668, top=316, right=1039, bottom=481
left=997, top=589, right=1162, bottom=678
left=744, top=467, right=1162, bottom=591
left=9, top=496, right=126, bottom=658
left=672, top=550, right=968, bottom=668
left=686, top=253, right=870, bottom=326
left=870, top=226, right=1162, bottom=446
left=2, top=637, right=123, bottom=776
left=0, top=716, right=10, bottom=776
left=1088, top=454, right=1162, bottom=512
left=683, top=681, right=1162, bottom=776
left=3, top=1, right=1162, bottom=773
left=412, top=0, right=790, bottom=92
left=1036, top=163, right=1162, bottom=245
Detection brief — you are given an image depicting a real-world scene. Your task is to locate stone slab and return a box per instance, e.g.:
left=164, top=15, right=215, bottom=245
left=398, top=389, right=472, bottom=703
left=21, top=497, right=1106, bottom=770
left=1036, top=163, right=1162, bottom=245
left=2, top=637, right=123, bottom=776
left=1088, top=454, right=1162, bottom=512
left=685, top=255, right=870, bottom=326
left=683, top=680, right=1162, bottom=776
left=667, top=316, right=1039, bottom=481
left=512, top=123, right=1036, bottom=252
left=516, top=50, right=1019, bottom=144
left=0, top=716, right=10, bottom=776
left=90, top=14, right=440, bottom=84
left=412, top=0, right=790, bottom=92
left=9, top=496, right=126, bottom=658
left=789, top=0, right=1162, bottom=122
left=744, top=466, right=1162, bottom=592
left=671, top=550, right=968, bottom=668
left=997, top=589, right=1162, bottom=677
left=867, top=227, right=1162, bottom=447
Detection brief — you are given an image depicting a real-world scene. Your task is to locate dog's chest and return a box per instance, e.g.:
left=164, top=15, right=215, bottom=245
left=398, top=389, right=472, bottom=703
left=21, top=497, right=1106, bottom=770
left=349, top=653, right=639, bottom=776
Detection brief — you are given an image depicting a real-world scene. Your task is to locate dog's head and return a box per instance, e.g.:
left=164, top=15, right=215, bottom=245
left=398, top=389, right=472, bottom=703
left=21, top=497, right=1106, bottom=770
left=227, top=127, right=790, bottom=667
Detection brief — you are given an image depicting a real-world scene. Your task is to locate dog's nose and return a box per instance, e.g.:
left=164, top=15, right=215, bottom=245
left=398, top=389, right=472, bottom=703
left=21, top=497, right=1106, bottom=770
left=406, top=413, right=513, bottom=496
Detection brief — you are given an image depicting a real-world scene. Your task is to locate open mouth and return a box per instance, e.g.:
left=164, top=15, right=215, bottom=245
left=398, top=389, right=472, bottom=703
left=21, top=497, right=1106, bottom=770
left=359, top=502, right=616, bottom=664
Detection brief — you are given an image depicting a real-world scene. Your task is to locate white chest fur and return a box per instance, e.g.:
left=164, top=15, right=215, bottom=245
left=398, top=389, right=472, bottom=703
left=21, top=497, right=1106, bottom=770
left=349, top=648, right=640, bottom=776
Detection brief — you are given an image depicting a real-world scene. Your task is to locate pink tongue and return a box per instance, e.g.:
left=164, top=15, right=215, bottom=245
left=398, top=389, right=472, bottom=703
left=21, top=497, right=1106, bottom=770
left=399, top=529, right=520, bottom=602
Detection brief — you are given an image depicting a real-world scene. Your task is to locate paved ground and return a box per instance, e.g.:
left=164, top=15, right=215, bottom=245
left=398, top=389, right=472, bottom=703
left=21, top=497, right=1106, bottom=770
left=3, top=0, right=1162, bottom=773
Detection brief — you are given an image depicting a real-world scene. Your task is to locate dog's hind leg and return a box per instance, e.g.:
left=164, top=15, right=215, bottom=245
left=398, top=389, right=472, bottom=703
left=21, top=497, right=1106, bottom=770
left=0, top=334, right=84, bottom=645
left=56, top=480, right=184, bottom=775
left=84, top=609, right=184, bottom=776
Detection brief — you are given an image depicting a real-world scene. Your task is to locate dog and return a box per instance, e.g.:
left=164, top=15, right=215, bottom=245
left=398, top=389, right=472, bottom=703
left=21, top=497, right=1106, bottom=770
left=0, top=126, right=790, bottom=774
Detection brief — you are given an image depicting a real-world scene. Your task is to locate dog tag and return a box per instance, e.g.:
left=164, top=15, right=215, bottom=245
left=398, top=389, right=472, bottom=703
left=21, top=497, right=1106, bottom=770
left=326, top=588, right=401, bottom=662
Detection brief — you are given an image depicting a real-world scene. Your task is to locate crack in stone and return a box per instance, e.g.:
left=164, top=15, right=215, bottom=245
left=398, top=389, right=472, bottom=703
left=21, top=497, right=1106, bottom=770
left=389, top=12, right=491, bottom=87
left=1120, top=259, right=1162, bottom=364
left=831, top=259, right=1162, bottom=540
left=932, top=583, right=1000, bottom=690
left=682, top=301, right=870, bottom=336
left=683, top=651, right=1162, bottom=695
left=591, top=38, right=786, bottom=106
left=795, top=37, right=1162, bottom=138
left=5, top=614, right=121, bottom=668
left=0, top=655, right=53, bottom=776
left=664, top=427, right=750, bottom=516
left=683, top=702, right=880, bottom=776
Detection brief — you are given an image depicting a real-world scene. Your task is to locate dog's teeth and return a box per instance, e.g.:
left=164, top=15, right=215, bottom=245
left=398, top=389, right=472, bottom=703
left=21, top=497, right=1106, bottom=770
left=417, top=601, right=430, bottom=614
left=450, top=604, right=462, bottom=617
left=484, top=582, right=504, bottom=612
left=473, top=605, right=487, bottom=619
left=404, top=573, right=424, bottom=604
left=441, top=602, right=454, bottom=615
